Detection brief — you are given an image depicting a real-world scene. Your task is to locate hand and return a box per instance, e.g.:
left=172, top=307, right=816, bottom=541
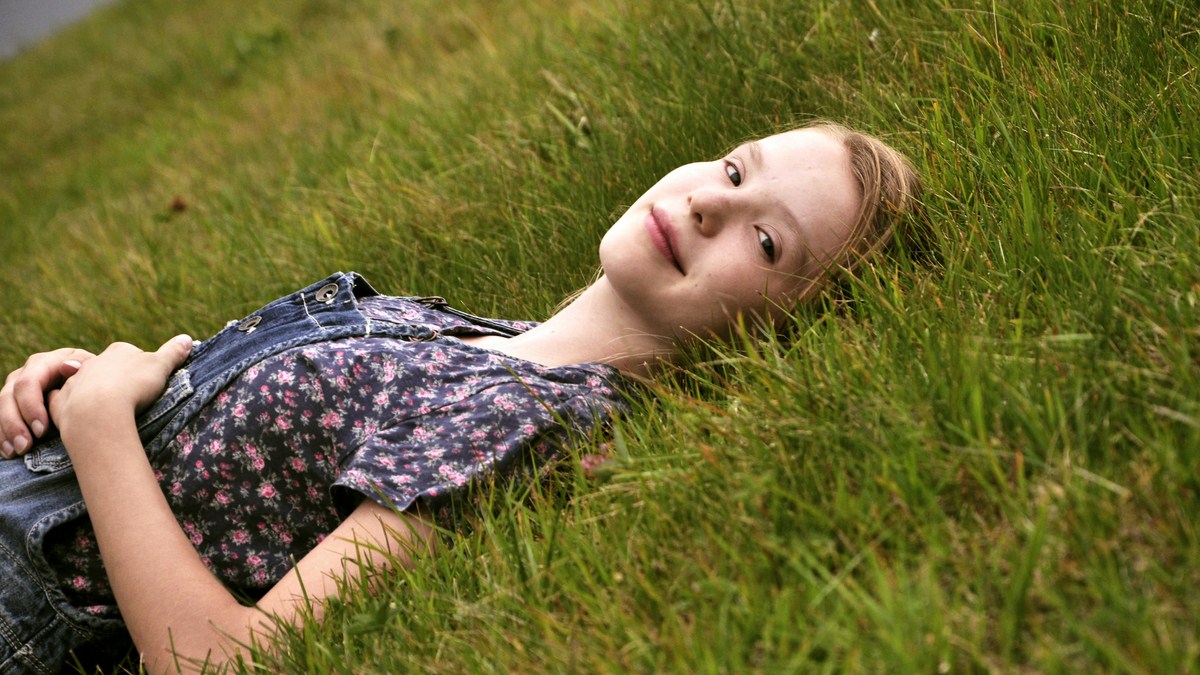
left=1, top=347, right=96, bottom=459
left=47, top=336, right=194, bottom=448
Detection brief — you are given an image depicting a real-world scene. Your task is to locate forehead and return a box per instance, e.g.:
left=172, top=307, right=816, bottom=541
left=746, top=129, right=861, bottom=263
left=747, top=129, right=856, bottom=201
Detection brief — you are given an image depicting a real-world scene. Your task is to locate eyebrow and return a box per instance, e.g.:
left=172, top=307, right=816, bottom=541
left=745, top=140, right=764, bottom=169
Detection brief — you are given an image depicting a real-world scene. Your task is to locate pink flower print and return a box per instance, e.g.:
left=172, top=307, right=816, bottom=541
left=342, top=468, right=367, bottom=487
left=260, top=483, right=278, bottom=499
left=171, top=482, right=183, bottom=496
left=247, top=555, right=263, bottom=568
left=521, top=424, right=535, bottom=435
left=276, top=370, right=295, bottom=385
left=275, top=415, right=292, bottom=431
left=183, top=521, right=203, bottom=546
left=320, top=411, right=343, bottom=429
left=291, top=457, right=306, bottom=472
left=580, top=453, right=613, bottom=479
left=215, top=491, right=232, bottom=505
left=493, top=394, right=517, bottom=411
left=470, top=429, right=488, bottom=442
left=253, top=455, right=266, bottom=471
left=383, top=360, right=396, bottom=382
left=438, top=464, right=468, bottom=486
left=232, top=404, right=247, bottom=419
left=217, top=392, right=230, bottom=405
left=232, top=530, right=249, bottom=544
left=72, top=576, right=88, bottom=590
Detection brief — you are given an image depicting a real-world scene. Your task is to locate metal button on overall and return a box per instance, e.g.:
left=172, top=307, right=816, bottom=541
left=237, top=316, right=262, bottom=333
left=316, top=283, right=339, bottom=304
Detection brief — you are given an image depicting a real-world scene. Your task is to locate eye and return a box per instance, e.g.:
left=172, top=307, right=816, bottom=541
left=724, top=162, right=742, bottom=187
left=756, top=228, right=776, bottom=263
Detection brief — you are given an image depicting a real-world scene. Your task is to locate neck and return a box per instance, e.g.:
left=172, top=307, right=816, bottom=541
left=490, top=276, right=676, bottom=378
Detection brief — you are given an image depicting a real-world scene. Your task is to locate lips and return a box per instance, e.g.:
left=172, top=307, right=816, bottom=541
left=644, top=206, right=683, bottom=274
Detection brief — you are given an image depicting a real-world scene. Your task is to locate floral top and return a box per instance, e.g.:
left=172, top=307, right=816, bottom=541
left=44, top=296, right=628, bottom=615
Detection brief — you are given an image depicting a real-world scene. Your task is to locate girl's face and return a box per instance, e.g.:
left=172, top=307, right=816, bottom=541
left=599, top=128, right=861, bottom=340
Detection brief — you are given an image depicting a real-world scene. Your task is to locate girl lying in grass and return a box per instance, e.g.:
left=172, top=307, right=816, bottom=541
left=0, top=122, right=919, bottom=674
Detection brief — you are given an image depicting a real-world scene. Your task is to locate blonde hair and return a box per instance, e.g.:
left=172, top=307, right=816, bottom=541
left=804, top=121, right=925, bottom=284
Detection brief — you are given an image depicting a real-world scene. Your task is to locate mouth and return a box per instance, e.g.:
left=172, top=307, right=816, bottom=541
left=644, top=206, right=684, bottom=274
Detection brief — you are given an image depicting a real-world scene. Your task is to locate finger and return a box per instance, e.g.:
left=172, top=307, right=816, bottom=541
left=13, top=360, right=71, bottom=439
left=2, top=348, right=97, bottom=452
left=1, top=376, right=35, bottom=458
left=12, top=377, right=49, bottom=447
left=60, top=360, right=84, bottom=377
left=46, top=389, right=61, bottom=429
left=156, top=334, right=195, bottom=371
left=57, top=349, right=94, bottom=378
left=0, top=375, right=20, bottom=457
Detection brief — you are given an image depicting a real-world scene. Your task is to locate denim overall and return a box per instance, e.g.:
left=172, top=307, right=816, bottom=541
left=0, top=272, right=473, bottom=673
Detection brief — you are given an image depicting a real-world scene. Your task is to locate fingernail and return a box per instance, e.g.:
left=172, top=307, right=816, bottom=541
left=176, top=334, right=194, bottom=345
left=64, top=359, right=83, bottom=369
left=31, top=420, right=45, bottom=438
left=1, top=441, right=12, bottom=459
left=13, top=435, right=29, bottom=454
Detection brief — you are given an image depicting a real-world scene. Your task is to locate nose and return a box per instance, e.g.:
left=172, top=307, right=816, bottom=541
left=687, top=188, right=733, bottom=236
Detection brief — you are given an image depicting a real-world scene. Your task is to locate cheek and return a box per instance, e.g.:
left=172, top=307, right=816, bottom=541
left=598, top=218, right=639, bottom=268
left=806, top=221, right=856, bottom=273
left=698, top=268, right=771, bottom=315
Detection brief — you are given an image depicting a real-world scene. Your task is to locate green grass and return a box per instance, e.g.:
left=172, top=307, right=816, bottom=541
left=2, top=0, right=1198, bottom=671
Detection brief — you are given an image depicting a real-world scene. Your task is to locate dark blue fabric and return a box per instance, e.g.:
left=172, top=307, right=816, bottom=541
left=0, top=443, right=127, bottom=673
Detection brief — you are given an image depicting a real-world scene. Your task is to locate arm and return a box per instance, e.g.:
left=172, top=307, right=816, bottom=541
left=0, top=347, right=94, bottom=458
left=50, top=339, right=434, bottom=673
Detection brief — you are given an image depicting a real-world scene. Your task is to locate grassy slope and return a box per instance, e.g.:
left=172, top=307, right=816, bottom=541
left=1, top=0, right=1197, bottom=672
